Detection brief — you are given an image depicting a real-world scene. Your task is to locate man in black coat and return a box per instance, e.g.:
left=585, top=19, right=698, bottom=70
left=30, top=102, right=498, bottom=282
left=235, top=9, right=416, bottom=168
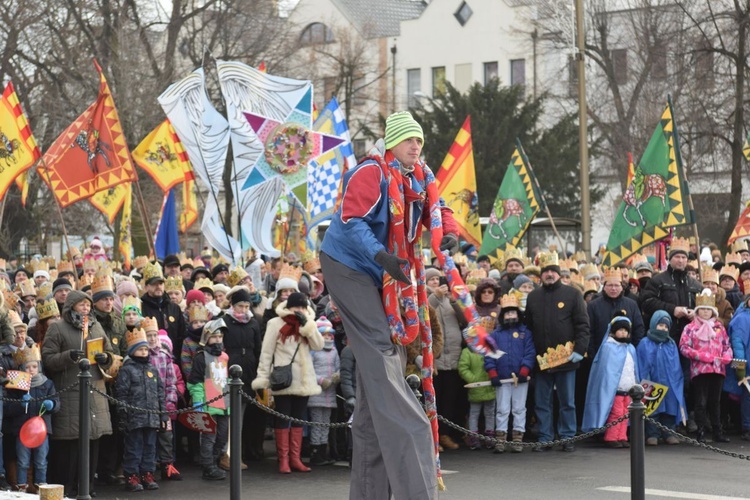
left=588, top=269, right=646, bottom=356
left=640, top=238, right=701, bottom=343
left=525, top=252, right=589, bottom=451
left=140, top=263, right=186, bottom=356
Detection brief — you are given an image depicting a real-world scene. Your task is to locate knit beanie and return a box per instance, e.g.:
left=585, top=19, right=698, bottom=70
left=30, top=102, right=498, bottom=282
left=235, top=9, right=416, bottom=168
left=92, top=288, right=115, bottom=303
left=116, top=280, right=138, bottom=298
left=185, top=289, right=206, bottom=305
left=316, top=316, right=335, bottom=335
left=33, top=270, right=50, bottom=281
left=286, top=292, right=308, bottom=309
left=513, top=274, right=532, bottom=289
left=230, top=286, right=252, bottom=305
left=425, top=267, right=442, bottom=282
left=158, top=329, right=173, bottom=353
left=609, top=316, right=632, bottom=336
left=384, top=111, right=424, bottom=150
left=52, top=278, right=73, bottom=295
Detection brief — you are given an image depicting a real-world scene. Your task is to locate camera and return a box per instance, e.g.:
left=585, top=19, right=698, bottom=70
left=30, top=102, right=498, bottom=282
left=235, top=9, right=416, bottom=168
left=438, top=276, right=449, bottom=287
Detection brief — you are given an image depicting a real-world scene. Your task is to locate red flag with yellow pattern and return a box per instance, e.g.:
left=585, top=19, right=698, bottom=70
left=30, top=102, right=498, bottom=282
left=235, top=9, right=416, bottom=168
left=0, top=81, right=41, bottom=202
left=38, top=60, right=136, bottom=207
left=435, top=116, right=482, bottom=247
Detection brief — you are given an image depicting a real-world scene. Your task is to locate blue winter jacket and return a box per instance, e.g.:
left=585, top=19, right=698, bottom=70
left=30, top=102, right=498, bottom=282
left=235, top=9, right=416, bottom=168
left=724, top=301, right=750, bottom=395
left=484, top=323, right=536, bottom=379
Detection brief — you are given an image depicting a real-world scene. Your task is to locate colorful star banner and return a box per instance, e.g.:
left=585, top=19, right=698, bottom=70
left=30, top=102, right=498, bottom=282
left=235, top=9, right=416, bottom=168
left=39, top=60, right=136, bottom=207
left=132, top=119, right=194, bottom=192
left=603, top=97, right=694, bottom=266
left=436, top=116, right=482, bottom=248
left=0, top=81, right=41, bottom=202
left=90, top=183, right=129, bottom=224
left=478, top=139, right=544, bottom=262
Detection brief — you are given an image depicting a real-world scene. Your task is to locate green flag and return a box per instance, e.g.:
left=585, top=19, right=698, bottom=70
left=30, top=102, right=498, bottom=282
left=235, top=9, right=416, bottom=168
left=603, top=97, right=693, bottom=266
left=479, top=139, right=544, bottom=262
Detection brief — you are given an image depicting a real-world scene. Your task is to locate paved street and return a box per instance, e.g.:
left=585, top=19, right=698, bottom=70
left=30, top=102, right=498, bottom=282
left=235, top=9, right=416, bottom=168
left=69, top=436, right=750, bottom=499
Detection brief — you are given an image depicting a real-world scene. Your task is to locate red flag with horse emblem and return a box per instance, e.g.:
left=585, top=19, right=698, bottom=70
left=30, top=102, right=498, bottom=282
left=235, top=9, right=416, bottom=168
left=0, top=81, right=41, bottom=202
left=38, top=59, right=136, bottom=207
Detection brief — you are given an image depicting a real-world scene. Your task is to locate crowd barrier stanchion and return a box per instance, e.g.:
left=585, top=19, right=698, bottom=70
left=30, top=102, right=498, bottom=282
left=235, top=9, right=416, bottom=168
left=229, top=365, right=243, bottom=500
left=77, top=359, right=92, bottom=500
left=628, top=384, right=646, bottom=500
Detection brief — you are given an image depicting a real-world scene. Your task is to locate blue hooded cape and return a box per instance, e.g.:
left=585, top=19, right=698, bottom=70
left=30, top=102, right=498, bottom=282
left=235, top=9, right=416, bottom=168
left=636, top=310, right=686, bottom=424
left=724, top=302, right=750, bottom=395
left=582, top=317, right=640, bottom=431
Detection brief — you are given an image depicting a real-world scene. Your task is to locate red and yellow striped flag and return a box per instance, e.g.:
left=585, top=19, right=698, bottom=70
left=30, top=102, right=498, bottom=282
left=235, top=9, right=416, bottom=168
left=132, top=119, right=193, bottom=192
left=435, top=116, right=482, bottom=247
left=0, top=81, right=41, bottom=202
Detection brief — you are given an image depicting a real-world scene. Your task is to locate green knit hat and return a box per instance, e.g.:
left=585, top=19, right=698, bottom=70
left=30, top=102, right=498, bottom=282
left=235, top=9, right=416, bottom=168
left=384, top=111, right=424, bottom=150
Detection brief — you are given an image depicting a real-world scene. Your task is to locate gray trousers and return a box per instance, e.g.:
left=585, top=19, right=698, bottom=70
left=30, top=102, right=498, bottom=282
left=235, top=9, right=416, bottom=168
left=309, top=407, right=332, bottom=445
left=321, top=253, right=438, bottom=500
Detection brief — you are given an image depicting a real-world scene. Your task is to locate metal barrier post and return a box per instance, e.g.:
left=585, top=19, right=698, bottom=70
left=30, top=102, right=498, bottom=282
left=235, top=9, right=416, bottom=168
left=628, top=384, right=646, bottom=500
left=77, top=359, right=92, bottom=500
left=229, top=365, right=244, bottom=500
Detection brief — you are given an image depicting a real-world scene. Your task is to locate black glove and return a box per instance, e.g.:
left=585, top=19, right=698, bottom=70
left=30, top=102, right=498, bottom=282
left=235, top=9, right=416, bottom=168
left=374, top=251, right=411, bottom=285
left=439, top=234, right=459, bottom=255
left=490, top=376, right=502, bottom=387
left=294, top=311, right=308, bottom=326
left=94, top=352, right=110, bottom=365
left=345, top=397, right=356, bottom=413
left=69, top=350, right=85, bottom=362
left=516, top=374, right=528, bottom=383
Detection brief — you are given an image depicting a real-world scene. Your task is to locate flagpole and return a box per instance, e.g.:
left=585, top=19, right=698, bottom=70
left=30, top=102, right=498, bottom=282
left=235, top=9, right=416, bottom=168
left=131, top=177, right=156, bottom=255
left=39, top=158, right=78, bottom=289
left=0, top=195, right=7, bottom=236
left=282, top=199, right=297, bottom=260
left=668, top=95, right=700, bottom=250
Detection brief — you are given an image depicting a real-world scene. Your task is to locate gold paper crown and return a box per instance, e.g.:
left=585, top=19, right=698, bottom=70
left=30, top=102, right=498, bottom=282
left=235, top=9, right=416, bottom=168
left=133, top=256, right=149, bottom=270
left=573, top=251, right=587, bottom=263
left=125, top=328, right=148, bottom=350
left=630, top=254, right=648, bottom=265
left=227, top=267, right=249, bottom=288
left=13, top=345, right=41, bottom=367
left=523, top=265, right=540, bottom=277
left=580, top=263, right=601, bottom=279
left=49, top=270, right=58, bottom=281
left=82, top=258, right=99, bottom=272
left=187, top=304, right=210, bottom=323
left=33, top=261, right=49, bottom=274
left=731, top=240, right=749, bottom=254
left=584, top=280, right=599, bottom=293
left=465, top=268, right=488, bottom=285
left=57, top=261, right=74, bottom=274
left=36, top=298, right=60, bottom=321
left=560, top=259, right=577, bottom=272
left=3, top=289, right=19, bottom=310
left=726, top=252, right=742, bottom=266
left=669, top=237, right=690, bottom=256
left=687, top=259, right=699, bottom=271
left=8, top=310, right=24, bottom=329
left=18, top=280, right=36, bottom=298
left=503, top=245, right=524, bottom=265
left=500, top=293, right=520, bottom=309
left=67, top=246, right=81, bottom=259
left=37, top=281, right=52, bottom=299
left=536, top=341, right=575, bottom=371
left=194, top=277, right=214, bottom=291
left=570, top=273, right=584, bottom=287
left=701, top=266, right=719, bottom=284
left=719, top=265, right=740, bottom=282
left=695, top=291, right=716, bottom=309
left=178, top=252, right=190, bottom=265
left=303, top=255, right=321, bottom=274
left=602, top=268, right=621, bottom=284
left=140, top=316, right=159, bottom=333
left=192, top=257, right=205, bottom=268
left=164, top=276, right=184, bottom=293
left=79, top=273, right=93, bottom=288
left=91, top=269, right=114, bottom=296
left=0, top=258, right=5, bottom=270
left=142, top=262, right=164, bottom=284
left=278, top=263, right=303, bottom=283
left=121, top=296, right=142, bottom=312
left=537, top=251, right=559, bottom=269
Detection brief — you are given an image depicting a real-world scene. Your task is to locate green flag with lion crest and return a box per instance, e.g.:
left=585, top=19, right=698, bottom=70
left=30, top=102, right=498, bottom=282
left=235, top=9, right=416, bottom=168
left=479, top=139, right=544, bottom=263
left=602, top=97, right=694, bottom=267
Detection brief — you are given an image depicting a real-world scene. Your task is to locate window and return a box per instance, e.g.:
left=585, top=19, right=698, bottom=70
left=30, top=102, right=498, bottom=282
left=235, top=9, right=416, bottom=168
left=432, top=66, right=446, bottom=97
left=510, top=59, right=526, bottom=87
left=568, top=55, right=578, bottom=98
left=300, top=23, right=334, bottom=46
left=484, top=62, right=498, bottom=85
left=407, top=69, right=421, bottom=108
left=454, top=1, right=473, bottom=26
left=352, top=73, right=366, bottom=107
left=611, top=49, right=628, bottom=85
left=454, top=63, right=472, bottom=93
left=696, top=43, right=714, bottom=89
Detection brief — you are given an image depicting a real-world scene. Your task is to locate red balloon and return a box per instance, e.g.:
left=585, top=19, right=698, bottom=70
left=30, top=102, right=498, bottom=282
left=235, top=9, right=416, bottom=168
left=20, top=416, right=47, bottom=449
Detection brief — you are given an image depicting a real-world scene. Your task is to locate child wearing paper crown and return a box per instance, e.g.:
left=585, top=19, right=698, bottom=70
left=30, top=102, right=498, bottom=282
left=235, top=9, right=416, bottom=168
left=308, top=316, right=340, bottom=465
left=4, top=346, right=59, bottom=493
left=187, top=318, right=230, bottom=481
left=181, top=303, right=210, bottom=381
left=637, top=311, right=686, bottom=445
left=680, top=289, right=733, bottom=443
left=484, top=294, right=535, bottom=453
left=115, top=328, right=167, bottom=492
left=582, top=315, right=639, bottom=448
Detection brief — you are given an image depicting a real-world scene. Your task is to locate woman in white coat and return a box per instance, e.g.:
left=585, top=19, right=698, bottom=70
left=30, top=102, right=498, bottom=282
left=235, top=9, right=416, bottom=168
left=252, top=292, right=323, bottom=474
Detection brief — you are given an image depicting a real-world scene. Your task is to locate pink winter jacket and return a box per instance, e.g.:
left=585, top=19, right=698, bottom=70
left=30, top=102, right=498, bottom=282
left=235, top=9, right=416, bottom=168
left=679, top=318, right=733, bottom=379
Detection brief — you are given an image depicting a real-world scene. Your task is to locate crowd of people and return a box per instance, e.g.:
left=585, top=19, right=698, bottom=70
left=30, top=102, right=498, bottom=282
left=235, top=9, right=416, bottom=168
left=0, top=231, right=748, bottom=496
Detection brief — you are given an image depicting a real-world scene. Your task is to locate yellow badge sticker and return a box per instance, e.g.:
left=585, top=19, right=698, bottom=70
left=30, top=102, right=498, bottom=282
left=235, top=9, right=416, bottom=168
left=490, top=312, right=497, bottom=318
left=147, top=372, right=154, bottom=378
left=112, top=338, right=118, bottom=345
left=513, top=332, right=519, bottom=338
left=558, top=302, right=565, bottom=309
left=169, top=316, right=175, bottom=323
